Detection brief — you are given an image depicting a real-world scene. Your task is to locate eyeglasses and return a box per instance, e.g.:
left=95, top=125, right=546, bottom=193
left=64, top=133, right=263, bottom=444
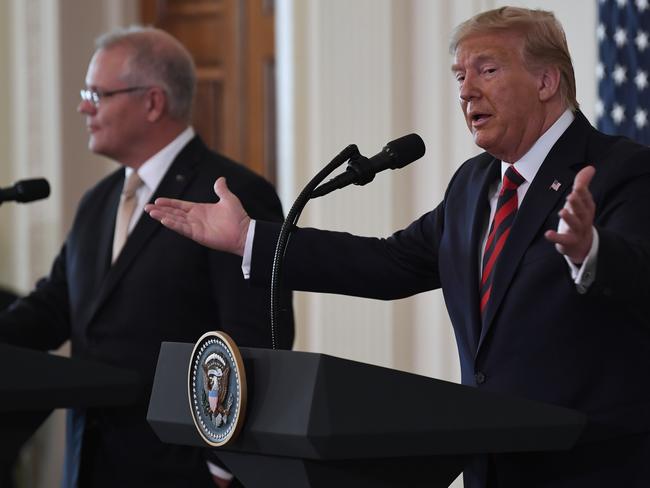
left=79, top=86, right=151, bottom=107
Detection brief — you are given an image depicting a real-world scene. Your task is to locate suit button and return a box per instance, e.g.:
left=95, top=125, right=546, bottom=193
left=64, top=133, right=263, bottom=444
left=475, top=371, right=486, bottom=385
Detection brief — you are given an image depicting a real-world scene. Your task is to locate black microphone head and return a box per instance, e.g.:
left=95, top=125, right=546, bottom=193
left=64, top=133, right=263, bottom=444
left=384, top=133, right=426, bottom=169
left=14, top=178, right=50, bottom=203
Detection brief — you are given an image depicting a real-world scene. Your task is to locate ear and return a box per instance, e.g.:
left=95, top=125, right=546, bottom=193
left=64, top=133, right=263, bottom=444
left=145, top=86, right=167, bottom=122
left=538, top=65, right=561, bottom=103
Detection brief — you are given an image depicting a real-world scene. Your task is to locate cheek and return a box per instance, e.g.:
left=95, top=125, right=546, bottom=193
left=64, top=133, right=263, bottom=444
left=460, top=103, right=472, bottom=128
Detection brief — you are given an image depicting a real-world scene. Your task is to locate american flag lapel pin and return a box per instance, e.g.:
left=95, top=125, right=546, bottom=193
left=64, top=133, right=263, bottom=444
left=550, top=180, right=561, bottom=191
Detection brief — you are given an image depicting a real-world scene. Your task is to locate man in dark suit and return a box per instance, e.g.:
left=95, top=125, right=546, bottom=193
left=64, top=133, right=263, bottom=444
left=0, top=27, right=293, bottom=487
left=146, top=6, right=650, bottom=488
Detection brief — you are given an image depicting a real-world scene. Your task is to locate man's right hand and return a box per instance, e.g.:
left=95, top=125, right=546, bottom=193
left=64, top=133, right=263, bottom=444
left=145, top=177, right=250, bottom=256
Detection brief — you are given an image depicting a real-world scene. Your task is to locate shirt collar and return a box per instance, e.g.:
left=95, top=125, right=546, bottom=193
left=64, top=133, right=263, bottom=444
left=124, top=126, right=196, bottom=192
left=502, top=109, right=575, bottom=183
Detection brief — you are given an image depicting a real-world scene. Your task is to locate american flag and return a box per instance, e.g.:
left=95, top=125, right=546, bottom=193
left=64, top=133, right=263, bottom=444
left=597, top=0, right=650, bottom=145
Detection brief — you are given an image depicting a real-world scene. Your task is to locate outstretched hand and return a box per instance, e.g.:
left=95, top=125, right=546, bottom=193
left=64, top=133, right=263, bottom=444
left=544, top=165, right=596, bottom=264
left=145, top=177, right=251, bottom=256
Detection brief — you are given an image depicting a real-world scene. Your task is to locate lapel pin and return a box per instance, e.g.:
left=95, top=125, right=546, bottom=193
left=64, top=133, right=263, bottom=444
left=550, top=180, right=561, bottom=191
left=175, top=174, right=185, bottom=183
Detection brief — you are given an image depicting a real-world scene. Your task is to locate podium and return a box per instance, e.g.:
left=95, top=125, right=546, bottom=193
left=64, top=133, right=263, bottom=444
left=0, top=343, right=140, bottom=464
left=147, top=342, right=585, bottom=487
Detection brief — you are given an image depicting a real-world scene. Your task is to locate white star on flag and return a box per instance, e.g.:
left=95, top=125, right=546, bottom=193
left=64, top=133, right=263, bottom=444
left=636, top=30, right=649, bottom=51
left=611, top=104, right=626, bottom=125
left=614, top=27, right=628, bottom=47
left=613, top=64, right=627, bottom=84
left=635, top=108, right=648, bottom=128
left=599, top=0, right=650, bottom=143
left=635, top=70, right=648, bottom=90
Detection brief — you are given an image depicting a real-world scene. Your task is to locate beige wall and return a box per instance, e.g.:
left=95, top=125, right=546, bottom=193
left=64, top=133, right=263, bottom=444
left=0, top=0, right=15, bottom=289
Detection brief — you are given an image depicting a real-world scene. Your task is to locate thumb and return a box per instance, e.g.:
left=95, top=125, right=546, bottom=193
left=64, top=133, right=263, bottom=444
left=213, top=177, right=231, bottom=200
left=574, top=165, right=596, bottom=190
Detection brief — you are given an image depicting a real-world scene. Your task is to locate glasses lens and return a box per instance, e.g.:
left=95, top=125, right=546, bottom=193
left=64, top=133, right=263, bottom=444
left=80, top=89, right=101, bottom=106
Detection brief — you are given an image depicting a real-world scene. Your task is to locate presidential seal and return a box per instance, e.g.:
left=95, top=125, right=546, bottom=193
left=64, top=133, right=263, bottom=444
left=188, top=331, right=247, bottom=446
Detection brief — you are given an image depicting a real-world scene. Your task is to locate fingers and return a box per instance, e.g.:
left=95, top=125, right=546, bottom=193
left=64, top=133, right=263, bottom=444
left=573, top=165, right=596, bottom=190
left=560, top=168, right=596, bottom=229
left=558, top=205, right=584, bottom=231
left=145, top=197, right=194, bottom=212
left=545, top=165, right=596, bottom=264
left=145, top=203, right=187, bottom=225
left=147, top=208, right=182, bottom=224
left=145, top=206, right=193, bottom=237
left=564, top=175, right=595, bottom=222
left=544, top=229, right=570, bottom=248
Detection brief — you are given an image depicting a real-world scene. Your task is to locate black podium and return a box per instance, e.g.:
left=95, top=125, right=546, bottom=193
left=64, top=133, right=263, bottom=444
left=0, top=343, right=140, bottom=466
left=147, top=342, right=586, bottom=487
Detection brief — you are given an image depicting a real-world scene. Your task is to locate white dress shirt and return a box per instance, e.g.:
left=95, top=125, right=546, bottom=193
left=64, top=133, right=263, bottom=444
left=120, top=126, right=196, bottom=235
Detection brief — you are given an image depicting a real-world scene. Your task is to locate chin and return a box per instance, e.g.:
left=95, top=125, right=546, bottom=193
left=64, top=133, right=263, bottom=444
left=472, top=134, right=490, bottom=152
left=88, top=138, right=108, bottom=157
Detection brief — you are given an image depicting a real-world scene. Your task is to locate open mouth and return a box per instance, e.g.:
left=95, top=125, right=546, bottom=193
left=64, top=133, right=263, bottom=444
left=471, top=113, right=491, bottom=122
left=470, top=113, right=492, bottom=127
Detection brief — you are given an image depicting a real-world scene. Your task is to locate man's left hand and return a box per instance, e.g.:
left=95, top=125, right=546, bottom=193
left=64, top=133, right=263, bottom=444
left=544, top=165, right=596, bottom=264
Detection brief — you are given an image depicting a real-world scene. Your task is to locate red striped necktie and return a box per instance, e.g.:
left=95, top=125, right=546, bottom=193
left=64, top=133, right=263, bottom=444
left=480, top=165, right=525, bottom=317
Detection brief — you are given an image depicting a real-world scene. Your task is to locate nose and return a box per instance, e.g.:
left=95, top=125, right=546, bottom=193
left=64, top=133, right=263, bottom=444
left=459, top=72, right=480, bottom=103
left=77, top=99, right=96, bottom=115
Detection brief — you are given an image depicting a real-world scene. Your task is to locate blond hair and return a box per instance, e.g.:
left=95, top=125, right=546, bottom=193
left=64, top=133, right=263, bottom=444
left=450, top=6, right=578, bottom=110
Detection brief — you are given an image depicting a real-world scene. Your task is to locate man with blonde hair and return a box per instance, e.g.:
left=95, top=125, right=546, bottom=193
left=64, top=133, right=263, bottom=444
left=0, top=26, right=293, bottom=487
left=147, top=7, right=650, bottom=487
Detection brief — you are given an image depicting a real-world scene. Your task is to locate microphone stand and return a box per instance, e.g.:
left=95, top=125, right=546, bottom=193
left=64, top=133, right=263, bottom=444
left=269, top=144, right=360, bottom=349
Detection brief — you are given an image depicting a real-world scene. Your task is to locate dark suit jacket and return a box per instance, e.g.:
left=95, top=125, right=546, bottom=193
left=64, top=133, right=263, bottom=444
left=0, top=136, right=293, bottom=487
left=249, top=113, right=650, bottom=487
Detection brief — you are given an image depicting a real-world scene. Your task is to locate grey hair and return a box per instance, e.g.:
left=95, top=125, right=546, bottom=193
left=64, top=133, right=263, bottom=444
left=95, top=25, right=196, bottom=121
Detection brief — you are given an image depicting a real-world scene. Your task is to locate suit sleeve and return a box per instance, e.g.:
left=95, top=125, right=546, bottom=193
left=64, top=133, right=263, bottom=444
left=250, top=203, right=444, bottom=300
left=0, top=243, right=71, bottom=350
left=590, top=168, right=650, bottom=310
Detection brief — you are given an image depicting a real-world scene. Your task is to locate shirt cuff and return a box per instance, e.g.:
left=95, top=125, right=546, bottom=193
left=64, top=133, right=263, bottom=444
left=563, top=226, right=598, bottom=294
left=206, top=461, right=234, bottom=481
left=241, top=219, right=256, bottom=279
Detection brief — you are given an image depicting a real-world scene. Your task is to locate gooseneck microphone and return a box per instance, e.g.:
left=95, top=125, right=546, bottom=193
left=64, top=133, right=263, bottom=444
left=0, top=178, right=51, bottom=204
left=311, top=133, right=426, bottom=198
left=269, top=134, right=426, bottom=349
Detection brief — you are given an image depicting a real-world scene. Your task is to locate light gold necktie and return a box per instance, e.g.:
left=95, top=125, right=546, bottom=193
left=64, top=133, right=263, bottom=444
left=112, top=171, right=144, bottom=262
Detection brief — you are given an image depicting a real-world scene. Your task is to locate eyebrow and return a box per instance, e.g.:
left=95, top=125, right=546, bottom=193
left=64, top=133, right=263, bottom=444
left=451, top=53, right=502, bottom=73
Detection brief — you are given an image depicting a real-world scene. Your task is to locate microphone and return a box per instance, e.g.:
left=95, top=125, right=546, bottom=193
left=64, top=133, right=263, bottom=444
left=0, top=178, right=51, bottom=204
left=311, top=133, right=425, bottom=198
